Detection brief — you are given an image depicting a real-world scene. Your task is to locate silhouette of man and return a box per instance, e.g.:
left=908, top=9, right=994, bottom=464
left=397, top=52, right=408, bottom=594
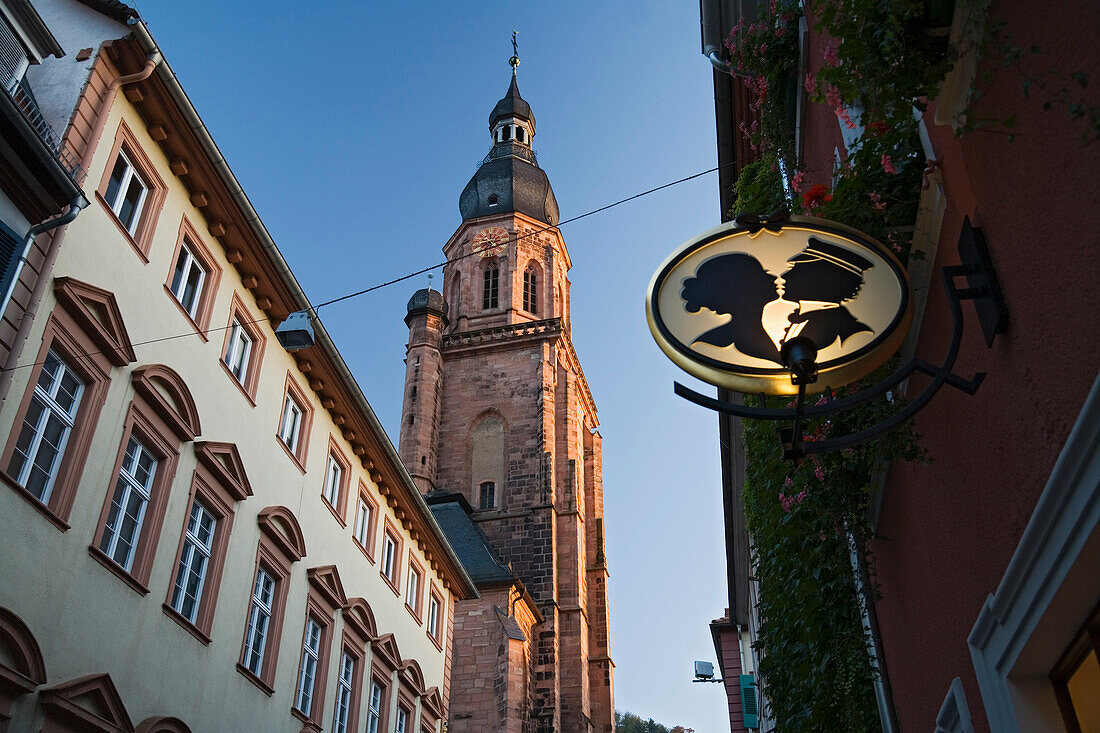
left=780, top=238, right=874, bottom=351
left=681, top=253, right=783, bottom=365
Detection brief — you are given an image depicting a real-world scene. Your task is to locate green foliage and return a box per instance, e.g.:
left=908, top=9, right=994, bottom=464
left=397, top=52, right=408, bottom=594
left=730, top=151, right=788, bottom=219
left=614, top=711, right=671, bottom=733
left=742, top=373, right=925, bottom=731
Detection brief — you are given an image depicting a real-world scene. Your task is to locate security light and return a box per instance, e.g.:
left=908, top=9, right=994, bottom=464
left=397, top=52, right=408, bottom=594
left=694, top=661, right=714, bottom=680
left=275, top=311, right=315, bottom=350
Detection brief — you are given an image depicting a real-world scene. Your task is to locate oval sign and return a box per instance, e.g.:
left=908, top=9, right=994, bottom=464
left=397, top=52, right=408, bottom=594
left=646, top=215, right=913, bottom=395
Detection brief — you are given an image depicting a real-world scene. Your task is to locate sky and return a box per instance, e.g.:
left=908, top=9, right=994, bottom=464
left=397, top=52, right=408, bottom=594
left=135, top=1, right=732, bottom=729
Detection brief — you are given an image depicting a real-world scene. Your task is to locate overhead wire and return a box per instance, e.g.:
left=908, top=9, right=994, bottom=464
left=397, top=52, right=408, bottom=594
left=2, top=161, right=731, bottom=374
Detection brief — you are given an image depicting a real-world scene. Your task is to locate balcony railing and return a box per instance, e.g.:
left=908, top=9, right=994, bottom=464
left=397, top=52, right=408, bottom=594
left=5, top=76, right=84, bottom=182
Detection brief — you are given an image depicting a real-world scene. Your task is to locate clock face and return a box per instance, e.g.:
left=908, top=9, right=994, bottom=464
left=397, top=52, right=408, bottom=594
left=471, top=227, right=509, bottom=258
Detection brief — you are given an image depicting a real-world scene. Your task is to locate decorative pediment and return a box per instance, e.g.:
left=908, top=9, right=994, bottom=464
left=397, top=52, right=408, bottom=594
left=399, top=659, right=425, bottom=695
left=53, top=277, right=135, bottom=366
left=38, top=673, right=134, bottom=733
left=343, top=598, right=377, bottom=642
left=131, top=365, right=201, bottom=441
left=194, top=441, right=252, bottom=501
left=0, top=607, right=46, bottom=695
left=307, top=566, right=348, bottom=611
left=136, top=717, right=191, bottom=733
left=421, top=687, right=444, bottom=719
left=371, top=633, right=402, bottom=672
left=257, top=506, right=306, bottom=563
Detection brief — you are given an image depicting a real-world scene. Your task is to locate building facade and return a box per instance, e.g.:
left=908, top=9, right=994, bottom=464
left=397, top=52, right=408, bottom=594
left=398, top=71, right=616, bottom=733
left=0, top=2, right=477, bottom=732
left=699, top=0, right=1099, bottom=731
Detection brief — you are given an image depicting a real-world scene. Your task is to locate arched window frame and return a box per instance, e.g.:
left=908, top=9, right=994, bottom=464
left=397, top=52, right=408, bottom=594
left=522, top=262, right=540, bottom=315
left=482, top=261, right=499, bottom=311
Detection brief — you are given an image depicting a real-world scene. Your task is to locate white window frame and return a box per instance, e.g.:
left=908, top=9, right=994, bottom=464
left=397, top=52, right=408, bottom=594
left=332, top=651, right=355, bottom=733
left=170, top=498, right=216, bottom=623
left=323, top=453, right=342, bottom=509
left=354, top=496, right=372, bottom=547
left=243, top=566, right=275, bottom=675
left=223, top=319, right=253, bottom=384
left=407, top=564, right=421, bottom=610
left=99, top=436, right=157, bottom=571
left=428, top=593, right=441, bottom=640
left=279, top=394, right=304, bottom=452
left=396, top=707, right=408, bottom=733
left=104, top=150, right=148, bottom=236
left=382, top=532, right=398, bottom=583
left=8, top=350, right=83, bottom=502
left=367, top=681, right=383, bottom=733
left=169, top=243, right=206, bottom=319
left=295, top=616, right=322, bottom=714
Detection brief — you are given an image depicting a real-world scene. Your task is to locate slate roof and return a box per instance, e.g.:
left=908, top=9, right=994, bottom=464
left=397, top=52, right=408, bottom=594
left=425, top=493, right=515, bottom=585
left=489, top=74, right=534, bottom=130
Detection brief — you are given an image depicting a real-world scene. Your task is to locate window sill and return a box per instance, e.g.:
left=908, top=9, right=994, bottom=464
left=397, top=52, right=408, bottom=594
left=276, top=436, right=308, bottom=475
left=380, top=571, right=401, bottom=597
left=162, top=603, right=212, bottom=645
left=405, top=603, right=423, bottom=626
left=427, top=629, right=443, bottom=652
left=353, top=538, right=376, bottom=565
left=88, top=545, right=149, bottom=596
left=322, top=497, right=347, bottom=527
left=236, top=663, right=274, bottom=696
left=162, top=284, right=210, bottom=342
left=95, top=191, right=149, bottom=263
left=218, top=359, right=258, bottom=406
left=0, top=472, right=70, bottom=532
left=291, top=707, right=322, bottom=732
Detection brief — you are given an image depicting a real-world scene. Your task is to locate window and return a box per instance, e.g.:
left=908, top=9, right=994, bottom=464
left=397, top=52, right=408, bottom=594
left=277, top=375, right=313, bottom=470
left=380, top=523, right=402, bottom=593
left=243, top=566, right=275, bottom=676
left=294, top=617, right=322, bottom=714
left=479, top=481, right=496, bottom=510
left=516, top=126, right=525, bottom=143
left=219, top=295, right=266, bottom=401
left=483, top=264, right=499, bottom=310
left=169, top=244, right=205, bottom=318
left=164, top=219, right=221, bottom=334
left=239, top=506, right=306, bottom=693
left=2, top=281, right=129, bottom=527
left=164, top=441, right=249, bottom=641
left=322, top=444, right=350, bottom=523
left=523, top=266, right=538, bottom=313
left=366, top=680, right=385, bottom=733
left=488, top=193, right=499, bottom=206
left=1051, top=604, right=1100, bottom=733
left=427, top=589, right=444, bottom=646
left=396, top=707, right=409, bottom=733
left=503, top=126, right=512, bottom=141
left=7, top=350, right=83, bottom=503
left=353, top=485, right=378, bottom=559
left=169, top=498, right=215, bottom=623
left=406, top=558, right=423, bottom=621
left=96, top=121, right=166, bottom=259
left=90, top=365, right=196, bottom=593
left=103, top=151, right=148, bottom=236
left=332, top=651, right=355, bottom=733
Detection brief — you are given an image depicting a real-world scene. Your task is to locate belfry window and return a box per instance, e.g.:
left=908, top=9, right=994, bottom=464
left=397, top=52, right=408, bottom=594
left=516, top=126, right=525, bottom=143
left=503, top=125, right=512, bottom=141
left=479, top=481, right=495, bottom=510
left=523, top=267, right=538, bottom=314
left=483, top=265, right=499, bottom=310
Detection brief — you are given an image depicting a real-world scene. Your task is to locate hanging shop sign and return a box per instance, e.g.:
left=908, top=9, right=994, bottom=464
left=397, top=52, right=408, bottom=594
left=647, top=215, right=913, bottom=395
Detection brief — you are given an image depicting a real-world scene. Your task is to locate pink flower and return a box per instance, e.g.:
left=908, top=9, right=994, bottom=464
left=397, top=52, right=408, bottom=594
left=814, top=466, right=825, bottom=482
left=784, top=476, right=794, bottom=487
left=804, top=72, right=815, bottom=94
left=823, top=39, right=840, bottom=67
left=825, top=85, right=842, bottom=111
left=838, top=109, right=857, bottom=129
left=881, top=154, right=898, bottom=175
left=870, top=192, right=886, bottom=210
left=796, top=490, right=808, bottom=502
left=790, top=170, right=805, bottom=193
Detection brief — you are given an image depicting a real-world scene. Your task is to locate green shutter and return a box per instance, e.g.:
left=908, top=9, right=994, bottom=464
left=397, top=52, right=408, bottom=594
left=740, top=674, right=759, bottom=729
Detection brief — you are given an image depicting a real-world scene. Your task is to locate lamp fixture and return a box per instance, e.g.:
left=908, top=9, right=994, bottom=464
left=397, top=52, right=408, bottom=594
left=274, top=310, right=315, bottom=351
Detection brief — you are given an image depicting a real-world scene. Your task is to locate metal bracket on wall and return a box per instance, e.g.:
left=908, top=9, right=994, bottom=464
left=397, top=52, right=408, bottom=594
left=675, top=253, right=1006, bottom=459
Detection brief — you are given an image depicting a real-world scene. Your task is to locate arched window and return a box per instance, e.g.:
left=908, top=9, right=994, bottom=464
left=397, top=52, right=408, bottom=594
left=482, top=264, right=499, bottom=310
left=449, top=271, right=462, bottom=318
left=523, top=266, right=538, bottom=314
left=471, top=416, right=504, bottom=510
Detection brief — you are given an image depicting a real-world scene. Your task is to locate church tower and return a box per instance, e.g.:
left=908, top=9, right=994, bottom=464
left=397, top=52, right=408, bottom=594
left=399, top=57, right=615, bottom=733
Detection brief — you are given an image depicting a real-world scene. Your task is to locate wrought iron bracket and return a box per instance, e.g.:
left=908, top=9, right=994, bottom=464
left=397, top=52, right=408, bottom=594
left=675, top=259, right=1003, bottom=459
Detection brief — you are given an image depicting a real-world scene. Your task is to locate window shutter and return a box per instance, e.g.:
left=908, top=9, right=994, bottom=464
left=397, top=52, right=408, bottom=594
left=0, top=222, right=22, bottom=300
left=740, top=674, right=759, bottom=729
left=0, top=16, right=29, bottom=92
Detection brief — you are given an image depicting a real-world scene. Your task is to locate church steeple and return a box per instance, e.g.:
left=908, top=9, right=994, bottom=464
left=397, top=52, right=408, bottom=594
left=458, top=54, right=559, bottom=225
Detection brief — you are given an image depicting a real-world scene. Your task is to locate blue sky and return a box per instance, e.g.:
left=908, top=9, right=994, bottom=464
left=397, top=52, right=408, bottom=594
left=136, top=1, right=732, bottom=729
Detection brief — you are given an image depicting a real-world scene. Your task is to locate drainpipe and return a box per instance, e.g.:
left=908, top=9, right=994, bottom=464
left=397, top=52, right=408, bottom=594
left=0, top=50, right=159, bottom=403
left=0, top=195, right=88, bottom=318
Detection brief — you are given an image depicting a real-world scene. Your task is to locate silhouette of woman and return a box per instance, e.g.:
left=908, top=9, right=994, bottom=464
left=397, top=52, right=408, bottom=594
left=681, top=253, right=783, bottom=365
